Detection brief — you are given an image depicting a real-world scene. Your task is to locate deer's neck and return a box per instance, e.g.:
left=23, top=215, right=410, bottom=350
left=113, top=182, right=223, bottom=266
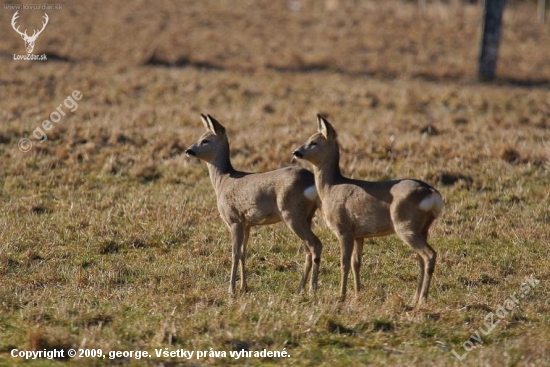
left=207, top=151, right=235, bottom=195
left=314, top=149, right=343, bottom=196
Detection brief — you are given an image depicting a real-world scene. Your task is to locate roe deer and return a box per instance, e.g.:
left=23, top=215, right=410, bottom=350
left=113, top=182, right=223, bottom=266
left=185, top=114, right=323, bottom=294
left=292, top=115, right=444, bottom=306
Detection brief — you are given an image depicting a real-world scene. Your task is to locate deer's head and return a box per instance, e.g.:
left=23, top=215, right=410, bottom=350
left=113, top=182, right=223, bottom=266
left=185, top=114, right=230, bottom=165
left=11, top=11, right=49, bottom=54
left=293, top=114, right=339, bottom=168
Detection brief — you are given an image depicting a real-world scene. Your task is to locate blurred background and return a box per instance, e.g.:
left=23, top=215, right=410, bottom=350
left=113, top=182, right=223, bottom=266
left=2, top=0, right=550, bottom=81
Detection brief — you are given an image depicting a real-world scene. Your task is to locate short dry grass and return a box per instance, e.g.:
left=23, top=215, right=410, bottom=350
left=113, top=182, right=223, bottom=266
left=0, top=0, right=549, bottom=366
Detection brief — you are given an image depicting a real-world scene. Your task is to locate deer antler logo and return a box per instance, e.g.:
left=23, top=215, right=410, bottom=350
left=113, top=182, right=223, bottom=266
left=11, top=11, right=49, bottom=54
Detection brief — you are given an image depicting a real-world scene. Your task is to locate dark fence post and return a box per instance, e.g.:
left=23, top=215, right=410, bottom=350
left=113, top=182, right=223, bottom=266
left=478, top=0, right=507, bottom=81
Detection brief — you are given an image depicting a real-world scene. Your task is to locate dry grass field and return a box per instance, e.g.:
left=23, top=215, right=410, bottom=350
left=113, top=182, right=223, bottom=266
left=0, top=0, right=549, bottom=365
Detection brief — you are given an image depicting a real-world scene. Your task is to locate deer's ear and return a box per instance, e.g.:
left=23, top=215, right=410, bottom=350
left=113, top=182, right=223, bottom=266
left=200, top=114, right=210, bottom=131
left=206, top=115, right=226, bottom=136
left=317, top=114, right=336, bottom=140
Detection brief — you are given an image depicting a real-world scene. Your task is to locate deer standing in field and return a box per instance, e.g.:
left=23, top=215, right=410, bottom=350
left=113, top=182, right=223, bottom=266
left=11, top=11, right=49, bottom=54
left=185, top=114, right=323, bottom=295
left=292, top=115, right=444, bottom=306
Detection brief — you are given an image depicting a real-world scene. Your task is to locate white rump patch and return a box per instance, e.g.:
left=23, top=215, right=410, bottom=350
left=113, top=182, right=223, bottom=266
left=304, top=186, right=317, bottom=201
left=419, top=192, right=444, bottom=217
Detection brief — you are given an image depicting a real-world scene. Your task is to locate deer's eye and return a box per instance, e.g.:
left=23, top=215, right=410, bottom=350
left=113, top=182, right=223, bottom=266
left=200, top=139, right=209, bottom=145
left=309, top=142, right=317, bottom=147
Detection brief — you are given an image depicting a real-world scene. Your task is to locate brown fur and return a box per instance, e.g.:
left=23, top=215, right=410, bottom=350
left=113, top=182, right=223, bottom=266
left=186, top=114, right=323, bottom=294
left=293, top=115, right=443, bottom=306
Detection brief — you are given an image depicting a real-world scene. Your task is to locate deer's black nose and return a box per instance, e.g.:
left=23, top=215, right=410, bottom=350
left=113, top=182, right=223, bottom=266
left=292, top=150, right=303, bottom=158
left=185, top=149, right=196, bottom=157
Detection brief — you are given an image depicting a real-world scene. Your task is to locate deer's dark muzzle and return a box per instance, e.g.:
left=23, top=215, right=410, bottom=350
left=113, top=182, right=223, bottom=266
left=185, top=149, right=196, bottom=157
left=292, top=150, right=303, bottom=159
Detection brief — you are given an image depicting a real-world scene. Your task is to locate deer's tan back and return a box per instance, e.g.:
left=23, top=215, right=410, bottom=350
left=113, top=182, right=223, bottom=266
left=216, top=166, right=315, bottom=227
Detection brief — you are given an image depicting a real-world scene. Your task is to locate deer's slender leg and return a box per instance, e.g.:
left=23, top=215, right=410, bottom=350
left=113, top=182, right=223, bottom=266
left=229, top=223, right=245, bottom=295
left=396, top=229, right=436, bottom=305
left=419, top=222, right=437, bottom=303
left=239, top=226, right=250, bottom=292
left=282, top=212, right=322, bottom=294
left=306, top=210, right=322, bottom=293
left=352, top=238, right=364, bottom=296
left=298, top=247, right=312, bottom=294
left=412, top=254, right=425, bottom=305
left=338, top=234, right=354, bottom=301
left=420, top=243, right=436, bottom=303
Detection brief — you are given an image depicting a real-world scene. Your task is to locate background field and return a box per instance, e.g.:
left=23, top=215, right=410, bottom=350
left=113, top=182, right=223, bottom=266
left=0, top=0, right=549, bottom=365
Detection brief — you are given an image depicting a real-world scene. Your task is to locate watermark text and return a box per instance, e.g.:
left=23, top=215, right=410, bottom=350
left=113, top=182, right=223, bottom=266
left=451, top=274, right=540, bottom=360
left=18, top=89, right=82, bottom=152
left=4, top=4, right=63, bottom=10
